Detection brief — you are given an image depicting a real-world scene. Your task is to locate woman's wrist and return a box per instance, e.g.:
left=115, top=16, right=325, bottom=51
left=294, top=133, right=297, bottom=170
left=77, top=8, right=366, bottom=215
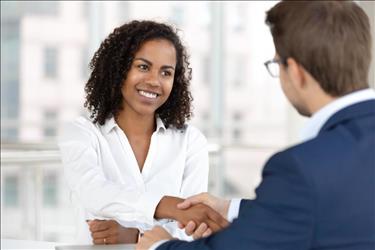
left=155, top=196, right=184, bottom=220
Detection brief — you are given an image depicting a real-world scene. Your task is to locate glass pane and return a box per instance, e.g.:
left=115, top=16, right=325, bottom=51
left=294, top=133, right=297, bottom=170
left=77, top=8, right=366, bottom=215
left=43, top=174, right=57, bottom=207
left=44, top=47, right=58, bottom=78
left=4, top=176, right=19, bottom=207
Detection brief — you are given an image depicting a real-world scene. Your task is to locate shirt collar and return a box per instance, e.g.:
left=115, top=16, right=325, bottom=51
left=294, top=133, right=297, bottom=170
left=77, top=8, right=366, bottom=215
left=102, top=116, right=117, bottom=134
left=155, top=116, right=167, bottom=132
left=102, top=116, right=166, bottom=134
left=300, top=88, right=375, bottom=142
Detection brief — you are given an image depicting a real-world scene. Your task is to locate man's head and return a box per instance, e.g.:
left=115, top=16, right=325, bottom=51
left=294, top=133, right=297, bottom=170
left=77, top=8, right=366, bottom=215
left=266, top=1, right=372, bottom=116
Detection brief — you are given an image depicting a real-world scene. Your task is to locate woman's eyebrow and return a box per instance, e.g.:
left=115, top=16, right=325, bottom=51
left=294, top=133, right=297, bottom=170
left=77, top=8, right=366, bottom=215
left=134, top=57, right=152, bottom=65
left=134, top=57, right=175, bottom=70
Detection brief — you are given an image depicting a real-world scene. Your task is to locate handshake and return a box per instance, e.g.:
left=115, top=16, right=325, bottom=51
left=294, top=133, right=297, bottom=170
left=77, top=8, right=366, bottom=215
left=87, top=193, right=230, bottom=246
left=155, top=193, right=230, bottom=239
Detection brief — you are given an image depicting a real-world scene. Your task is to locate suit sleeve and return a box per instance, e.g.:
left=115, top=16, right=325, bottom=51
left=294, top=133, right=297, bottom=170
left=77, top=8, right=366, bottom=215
left=157, top=151, right=315, bottom=250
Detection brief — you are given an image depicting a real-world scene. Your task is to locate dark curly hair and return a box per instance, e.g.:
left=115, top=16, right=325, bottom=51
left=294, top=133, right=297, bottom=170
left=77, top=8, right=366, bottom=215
left=84, top=20, right=193, bottom=129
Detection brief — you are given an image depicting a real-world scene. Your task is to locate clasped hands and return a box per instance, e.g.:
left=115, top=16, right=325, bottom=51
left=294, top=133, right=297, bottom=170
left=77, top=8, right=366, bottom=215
left=137, top=193, right=230, bottom=250
left=176, top=193, right=230, bottom=239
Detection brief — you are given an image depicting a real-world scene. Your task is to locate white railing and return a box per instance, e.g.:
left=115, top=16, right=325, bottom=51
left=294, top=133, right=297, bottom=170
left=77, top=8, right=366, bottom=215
left=1, top=142, right=280, bottom=242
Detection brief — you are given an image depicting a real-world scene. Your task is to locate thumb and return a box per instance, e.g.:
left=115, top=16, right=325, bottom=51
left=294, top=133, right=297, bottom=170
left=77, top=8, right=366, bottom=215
left=177, top=199, right=193, bottom=209
left=177, top=193, right=207, bottom=209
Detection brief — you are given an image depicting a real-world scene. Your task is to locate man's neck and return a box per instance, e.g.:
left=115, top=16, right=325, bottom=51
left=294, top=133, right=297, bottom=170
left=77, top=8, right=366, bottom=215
left=308, top=93, right=336, bottom=116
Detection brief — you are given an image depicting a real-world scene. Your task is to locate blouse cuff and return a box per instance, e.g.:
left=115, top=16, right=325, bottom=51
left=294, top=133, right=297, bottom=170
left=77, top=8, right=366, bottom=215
left=137, top=191, right=165, bottom=226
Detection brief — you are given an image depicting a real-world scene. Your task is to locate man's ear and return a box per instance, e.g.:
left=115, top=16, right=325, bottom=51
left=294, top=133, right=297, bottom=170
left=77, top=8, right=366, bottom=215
left=286, top=58, right=306, bottom=89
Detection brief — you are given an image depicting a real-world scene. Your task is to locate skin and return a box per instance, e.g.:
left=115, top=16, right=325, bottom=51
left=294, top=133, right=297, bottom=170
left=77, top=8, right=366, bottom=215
left=89, top=39, right=228, bottom=244
left=136, top=54, right=337, bottom=249
left=88, top=220, right=139, bottom=244
left=116, top=38, right=176, bottom=171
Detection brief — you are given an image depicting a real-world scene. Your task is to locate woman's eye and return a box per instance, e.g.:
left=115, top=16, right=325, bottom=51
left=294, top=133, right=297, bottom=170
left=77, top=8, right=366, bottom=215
left=161, top=70, right=172, bottom=77
left=138, top=64, right=149, bottom=71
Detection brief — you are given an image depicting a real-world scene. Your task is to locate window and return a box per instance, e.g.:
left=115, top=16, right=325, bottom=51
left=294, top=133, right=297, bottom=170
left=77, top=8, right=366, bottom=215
left=25, top=2, right=59, bottom=16
left=233, top=55, right=247, bottom=87
left=1, top=19, right=20, bottom=141
left=232, top=112, right=243, bottom=140
left=231, top=3, right=247, bottom=32
left=43, top=173, right=58, bottom=207
left=4, top=175, right=19, bottom=207
left=44, top=47, right=58, bottom=78
left=169, top=5, right=184, bottom=27
left=43, top=110, right=57, bottom=137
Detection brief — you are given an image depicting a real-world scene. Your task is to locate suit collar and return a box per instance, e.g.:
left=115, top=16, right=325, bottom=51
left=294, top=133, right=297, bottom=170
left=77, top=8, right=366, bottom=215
left=300, top=88, right=375, bottom=141
left=319, top=99, right=375, bottom=134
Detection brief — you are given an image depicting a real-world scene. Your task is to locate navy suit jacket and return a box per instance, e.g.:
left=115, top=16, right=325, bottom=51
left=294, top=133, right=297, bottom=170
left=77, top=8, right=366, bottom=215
left=158, top=100, right=375, bottom=250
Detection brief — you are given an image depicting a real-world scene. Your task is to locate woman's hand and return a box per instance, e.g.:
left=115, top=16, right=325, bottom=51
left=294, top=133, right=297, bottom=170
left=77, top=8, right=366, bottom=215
left=155, top=196, right=229, bottom=234
left=88, top=220, right=139, bottom=244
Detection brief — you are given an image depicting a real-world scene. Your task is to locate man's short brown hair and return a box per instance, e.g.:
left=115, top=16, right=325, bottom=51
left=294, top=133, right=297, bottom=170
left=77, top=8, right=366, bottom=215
left=266, top=1, right=372, bottom=96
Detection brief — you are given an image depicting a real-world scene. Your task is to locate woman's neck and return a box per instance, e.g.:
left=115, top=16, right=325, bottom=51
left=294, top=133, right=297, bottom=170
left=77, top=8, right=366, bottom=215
left=116, top=109, right=156, bottom=137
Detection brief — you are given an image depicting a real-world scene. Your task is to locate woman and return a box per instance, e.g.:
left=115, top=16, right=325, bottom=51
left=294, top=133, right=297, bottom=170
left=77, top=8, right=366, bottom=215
left=59, top=20, right=227, bottom=245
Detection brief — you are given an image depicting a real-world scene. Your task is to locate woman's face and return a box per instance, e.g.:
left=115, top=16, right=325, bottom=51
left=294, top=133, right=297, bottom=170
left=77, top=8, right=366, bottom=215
left=121, top=39, right=176, bottom=117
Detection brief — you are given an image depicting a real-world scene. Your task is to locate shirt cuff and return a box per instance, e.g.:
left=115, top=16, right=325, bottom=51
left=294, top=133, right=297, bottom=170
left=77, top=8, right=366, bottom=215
left=227, top=198, right=242, bottom=222
left=149, top=239, right=169, bottom=250
left=137, top=192, right=165, bottom=226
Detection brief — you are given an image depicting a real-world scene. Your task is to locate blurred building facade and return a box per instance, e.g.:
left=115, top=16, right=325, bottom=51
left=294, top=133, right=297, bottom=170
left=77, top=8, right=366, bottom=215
left=1, top=1, right=374, bottom=243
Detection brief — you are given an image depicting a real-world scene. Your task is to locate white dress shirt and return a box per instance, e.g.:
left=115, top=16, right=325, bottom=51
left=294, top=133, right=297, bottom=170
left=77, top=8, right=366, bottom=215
left=58, top=116, right=209, bottom=244
left=226, top=88, right=375, bottom=224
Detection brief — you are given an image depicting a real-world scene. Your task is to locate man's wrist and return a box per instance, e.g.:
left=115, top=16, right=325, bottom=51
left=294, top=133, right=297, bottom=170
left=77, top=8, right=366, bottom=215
left=222, top=199, right=230, bottom=219
left=149, top=239, right=170, bottom=250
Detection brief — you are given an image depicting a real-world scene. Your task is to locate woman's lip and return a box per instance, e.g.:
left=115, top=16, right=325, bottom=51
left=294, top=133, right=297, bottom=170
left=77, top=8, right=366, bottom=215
left=137, top=90, right=159, bottom=103
left=137, top=89, right=161, bottom=96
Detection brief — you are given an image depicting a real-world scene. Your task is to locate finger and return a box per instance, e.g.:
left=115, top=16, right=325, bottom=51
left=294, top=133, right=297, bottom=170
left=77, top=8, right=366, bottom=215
left=192, top=223, right=207, bottom=240
left=92, top=230, right=111, bottom=240
left=104, top=235, right=117, bottom=244
left=177, top=200, right=193, bottom=210
left=177, top=193, right=207, bottom=209
left=90, top=221, right=110, bottom=232
left=177, top=221, right=185, bottom=229
left=202, top=228, right=212, bottom=238
left=205, top=219, right=221, bottom=233
left=184, top=221, right=197, bottom=236
left=207, top=209, right=230, bottom=228
left=93, top=237, right=106, bottom=245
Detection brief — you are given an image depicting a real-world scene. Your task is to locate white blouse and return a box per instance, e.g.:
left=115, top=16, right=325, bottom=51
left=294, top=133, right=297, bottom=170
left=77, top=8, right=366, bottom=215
left=58, top=116, right=209, bottom=243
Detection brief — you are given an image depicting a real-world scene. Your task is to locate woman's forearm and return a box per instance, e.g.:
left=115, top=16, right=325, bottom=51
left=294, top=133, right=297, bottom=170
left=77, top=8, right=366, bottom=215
left=154, top=196, right=184, bottom=220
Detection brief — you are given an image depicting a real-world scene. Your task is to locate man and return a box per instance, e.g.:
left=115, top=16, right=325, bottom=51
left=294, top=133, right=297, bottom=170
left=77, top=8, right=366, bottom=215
left=137, top=1, right=375, bottom=249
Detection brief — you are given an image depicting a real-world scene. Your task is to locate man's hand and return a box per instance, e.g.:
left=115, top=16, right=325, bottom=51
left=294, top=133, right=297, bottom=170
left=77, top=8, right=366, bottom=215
left=176, top=192, right=231, bottom=239
left=155, top=196, right=229, bottom=235
left=136, top=226, right=172, bottom=250
left=176, top=202, right=229, bottom=233
left=178, top=192, right=230, bottom=219
left=87, top=219, right=139, bottom=244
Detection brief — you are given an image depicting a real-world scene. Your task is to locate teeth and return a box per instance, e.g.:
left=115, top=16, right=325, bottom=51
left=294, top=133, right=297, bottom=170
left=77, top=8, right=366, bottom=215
left=139, top=90, right=157, bottom=99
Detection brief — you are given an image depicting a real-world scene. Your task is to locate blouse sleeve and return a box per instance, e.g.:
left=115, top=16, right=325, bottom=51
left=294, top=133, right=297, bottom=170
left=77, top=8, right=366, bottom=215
left=160, top=126, right=210, bottom=240
left=58, top=118, right=164, bottom=230
left=180, top=125, right=209, bottom=198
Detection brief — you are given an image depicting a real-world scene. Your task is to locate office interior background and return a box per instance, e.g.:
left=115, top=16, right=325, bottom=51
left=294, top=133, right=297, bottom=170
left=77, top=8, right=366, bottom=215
left=1, top=0, right=375, bottom=243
